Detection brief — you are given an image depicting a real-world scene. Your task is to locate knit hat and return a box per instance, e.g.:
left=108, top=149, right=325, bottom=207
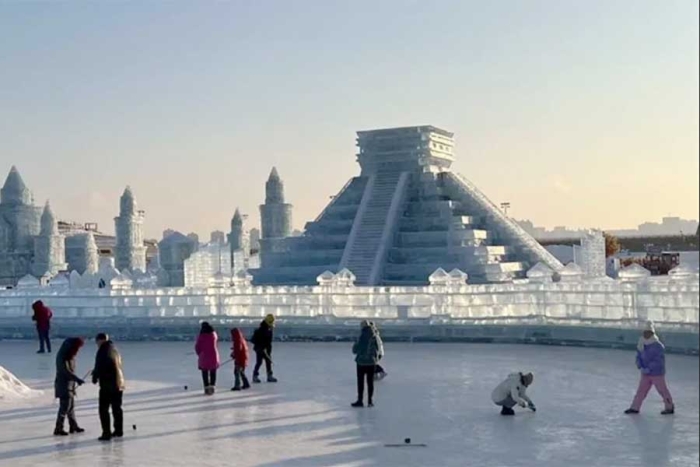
left=264, top=314, right=275, bottom=326
left=523, top=372, right=534, bottom=386
left=360, top=320, right=371, bottom=328
left=643, top=320, right=656, bottom=333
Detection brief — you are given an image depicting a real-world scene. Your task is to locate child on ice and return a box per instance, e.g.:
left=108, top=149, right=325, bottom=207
left=230, top=328, right=251, bottom=391
left=491, top=372, right=536, bottom=415
left=625, top=321, right=674, bottom=415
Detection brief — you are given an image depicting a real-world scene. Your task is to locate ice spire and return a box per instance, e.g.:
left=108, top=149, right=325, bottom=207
left=1, top=166, right=32, bottom=206
left=40, top=201, right=58, bottom=236
left=119, top=186, right=136, bottom=215
left=265, top=167, right=284, bottom=204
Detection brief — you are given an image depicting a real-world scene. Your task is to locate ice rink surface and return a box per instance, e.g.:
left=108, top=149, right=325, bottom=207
left=0, top=340, right=697, bottom=467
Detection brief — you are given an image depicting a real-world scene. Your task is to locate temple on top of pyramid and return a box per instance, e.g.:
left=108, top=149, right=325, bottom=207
left=250, top=125, right=564, bottom=286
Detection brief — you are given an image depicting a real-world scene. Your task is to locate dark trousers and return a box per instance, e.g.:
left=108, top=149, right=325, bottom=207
left=253, top=350, right=273, bottom=376
left=99, top=389, right=123, bottom=436
left=37, top=328, right=51, bottom=353
left=201, top=369, right=217, bottom=387
left=233, top=365, right=250, bottom=388
left=56, top=396, right=78, bottom=430
left=356, top=365, right=376, bottom=403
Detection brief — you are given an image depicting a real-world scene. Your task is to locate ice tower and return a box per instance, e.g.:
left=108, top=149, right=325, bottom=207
left=229, top=208, right=250, bottom=272
left=251, top=126, right=563, bottom=285
left=31, top=202, right=66, bottom=277
left=114, top=187, right=146, bottom=272
left=0, top=167, right=42, bottom=286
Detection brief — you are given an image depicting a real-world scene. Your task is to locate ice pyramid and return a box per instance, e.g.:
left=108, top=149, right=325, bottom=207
left=0, top=365, right=42, bottom=401
left=251, top=126, right=563, bottom=286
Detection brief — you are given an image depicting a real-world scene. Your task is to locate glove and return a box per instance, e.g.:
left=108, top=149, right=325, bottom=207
left=518, top=400, right=528, bottom=408
left=641, top=367, right=651, bottom=375
left=77, top=379, right=85, bottom=386
left=528, top=402, right=536, bottom=412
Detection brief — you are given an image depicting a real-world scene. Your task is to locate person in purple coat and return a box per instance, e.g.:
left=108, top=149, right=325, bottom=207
left=625, top=321, right=674, bottom=415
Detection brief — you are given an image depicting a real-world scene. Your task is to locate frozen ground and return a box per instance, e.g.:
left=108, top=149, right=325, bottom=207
left=0, top=341, right=697, bottom=467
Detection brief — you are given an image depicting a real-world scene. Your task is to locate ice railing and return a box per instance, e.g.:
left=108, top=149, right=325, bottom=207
left=0, top=275, right=696, bottom=330
left=447, top=172, right=565, bottom=272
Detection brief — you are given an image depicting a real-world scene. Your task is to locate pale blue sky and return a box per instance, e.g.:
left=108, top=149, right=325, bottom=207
left=1, top=0, right=697, bottom=238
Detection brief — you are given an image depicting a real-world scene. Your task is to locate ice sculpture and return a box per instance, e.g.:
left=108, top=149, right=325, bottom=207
left=526, top=262, right=554, bottom=283
left=618, top=263, right=651, bottom=281
left=578, top=230, right=606, bottom=278
left=335, top=268, right=356, bottom=287
left=559, top=262, right=584, bottom=282
left=16, top=274, right=40, bottom=289
left=428, top=268, right=450, bottom=285
left=316, top=271, right=335, bottom=286
left=232, top=269, right=253, bottom=287
left=448, top=268, right=469, bottom=285
left=669, top=263, right=698, bottom=280
left=49, top=273, right=69, bottom=289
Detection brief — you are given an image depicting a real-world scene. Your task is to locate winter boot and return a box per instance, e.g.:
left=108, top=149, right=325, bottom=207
left=267, top=375, right=278, bottom=383
left=252, top=374, right=262, bottom=384
left=351, top=400, right=364, bottom=408
left=624, top=408, right=639, bottom=414
left=367, top=401, right=374, bottom=408
left=54, top=427, right=69, bottom=436
left=69, top=426, right=85, bottom=434
left=242, top=381, right=251, bottom=390
left=98, top=433, right=112, bottom=441
left=661, top=406, right=675, bottom=415
left=231, top=385, right=241, bottom=391
left=112, top=431, right=123, bottom=438
left=500, top=407, right=515, bottom=416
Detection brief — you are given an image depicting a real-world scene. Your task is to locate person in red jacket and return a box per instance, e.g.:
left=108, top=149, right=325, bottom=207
left=32, top=300, right=53, bottom=353
left=230, top=328, right=250, bottom=391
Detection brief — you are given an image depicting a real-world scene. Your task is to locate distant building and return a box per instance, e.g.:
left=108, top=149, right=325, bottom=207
left=186, top=232, right=200, bottom=246
left=249, top=228, right=261, bottom=252
left=210, top=230, right=226, bottom=245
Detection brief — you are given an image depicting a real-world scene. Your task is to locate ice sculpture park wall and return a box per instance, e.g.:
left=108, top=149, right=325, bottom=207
left=0, top=273, right=696, bottom=353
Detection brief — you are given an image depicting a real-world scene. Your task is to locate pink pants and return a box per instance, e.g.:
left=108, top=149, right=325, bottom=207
left=630, top=374, right=674, bottom=411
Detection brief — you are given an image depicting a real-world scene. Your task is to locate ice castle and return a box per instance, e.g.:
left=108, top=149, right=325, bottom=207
left=251, top=126, right=564, bottom=285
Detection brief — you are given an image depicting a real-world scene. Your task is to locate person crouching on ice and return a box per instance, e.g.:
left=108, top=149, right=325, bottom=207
left=491, top=372, right=536, bottom=415
left=230, top=328, right=251, bottom=391
left=625, top=321, right=674, bottom=415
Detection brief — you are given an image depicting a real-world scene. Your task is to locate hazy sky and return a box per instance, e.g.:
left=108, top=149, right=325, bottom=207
left=1, top=0, right=697, bottom=239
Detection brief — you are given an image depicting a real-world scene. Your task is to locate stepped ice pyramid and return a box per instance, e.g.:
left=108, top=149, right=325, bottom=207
left=251, top=126, right=563, bottom=285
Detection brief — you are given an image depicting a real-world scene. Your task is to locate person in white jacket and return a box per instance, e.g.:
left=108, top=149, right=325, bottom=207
left=491, top=372, right=536, bottom=416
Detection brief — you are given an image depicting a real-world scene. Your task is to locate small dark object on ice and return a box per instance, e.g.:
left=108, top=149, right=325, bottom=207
left=405, top=438, right=411, bottom=444
left=132, top=424, right=137, bottom=430
left=184, top=385, right=188, bottom=391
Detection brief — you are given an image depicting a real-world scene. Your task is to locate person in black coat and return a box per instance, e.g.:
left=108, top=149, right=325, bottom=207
left=251, top=314, right=277, bottom=383
left=53, top=337, right=85, bottom=436
left=92, top=333, right=125, bottom=441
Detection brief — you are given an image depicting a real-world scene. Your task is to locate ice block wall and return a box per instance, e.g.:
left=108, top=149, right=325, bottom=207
left=0, top=275, right=696, bottom=330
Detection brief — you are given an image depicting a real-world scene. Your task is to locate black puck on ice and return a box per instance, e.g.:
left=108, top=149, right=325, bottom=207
left=132, top=424, right=137, bottom=430
left=405, top=438, right=411, bottom=444
left=184, top=385, right=188, bottom=391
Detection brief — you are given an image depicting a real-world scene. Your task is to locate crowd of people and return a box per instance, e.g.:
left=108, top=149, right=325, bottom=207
left=32, top=300, right=675, bottom=441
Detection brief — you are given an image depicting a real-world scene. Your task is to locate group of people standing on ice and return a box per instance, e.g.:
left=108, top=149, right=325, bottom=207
left=194, top=314, right=277, bottom=395
left=34, top=297, right=675, bottom=441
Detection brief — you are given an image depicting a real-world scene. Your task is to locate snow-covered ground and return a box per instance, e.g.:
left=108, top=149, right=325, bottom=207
left=0, top=341, right=697, bottom=467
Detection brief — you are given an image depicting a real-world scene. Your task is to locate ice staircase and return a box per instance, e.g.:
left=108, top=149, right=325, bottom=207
left=340, top=171, right=409, bottom=285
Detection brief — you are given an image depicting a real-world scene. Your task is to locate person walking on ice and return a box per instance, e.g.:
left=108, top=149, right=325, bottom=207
left=195, top=322, right=220, bottom=395
left=625, top=321, right=674, bottom=415
left=351, top=320, right=384, bottom=408
left=230, top=328, right=251, bottom=391
left=53, top=337, right=86, bottom=436
left=491, top=372, right=536, bottom=415
left=252, top=314, right=277, bottom=383
left=32, top=300, right=53, bottom=354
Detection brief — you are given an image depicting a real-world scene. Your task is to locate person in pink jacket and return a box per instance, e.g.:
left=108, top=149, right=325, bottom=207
left=195, top=322, right=220, bottom=395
